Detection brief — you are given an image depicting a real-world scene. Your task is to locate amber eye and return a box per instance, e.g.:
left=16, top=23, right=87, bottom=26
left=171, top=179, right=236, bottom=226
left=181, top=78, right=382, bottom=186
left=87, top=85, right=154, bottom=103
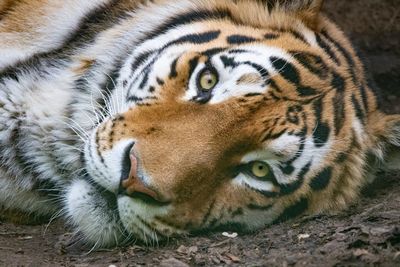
left=250, top=161, right=270, bottom=179
left=198, top=68, right=218, bottom=91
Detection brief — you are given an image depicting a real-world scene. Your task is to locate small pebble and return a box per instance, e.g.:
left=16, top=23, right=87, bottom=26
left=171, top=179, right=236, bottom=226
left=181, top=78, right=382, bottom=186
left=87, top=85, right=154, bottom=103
left=297, top=234, right=310, bottom=241
left=222, top=232, right=238, bottom=238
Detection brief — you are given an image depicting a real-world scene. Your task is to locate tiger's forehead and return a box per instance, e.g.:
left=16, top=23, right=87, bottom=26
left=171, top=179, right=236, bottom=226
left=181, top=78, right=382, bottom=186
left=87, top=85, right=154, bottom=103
left=129, top=20, right=316, bottom=55
left=118, top=18, right=328, bottom=108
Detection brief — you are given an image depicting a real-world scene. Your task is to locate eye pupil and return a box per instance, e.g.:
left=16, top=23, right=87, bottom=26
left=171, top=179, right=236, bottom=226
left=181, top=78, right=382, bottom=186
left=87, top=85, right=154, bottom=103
left=198, top=68, right=218, bottom=91
left=250, top=161, right=270, bottom=180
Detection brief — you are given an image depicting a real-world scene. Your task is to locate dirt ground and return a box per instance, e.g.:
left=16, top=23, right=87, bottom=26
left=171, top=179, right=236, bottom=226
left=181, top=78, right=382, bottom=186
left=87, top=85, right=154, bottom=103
left=1, top=0, right=399, bottom=266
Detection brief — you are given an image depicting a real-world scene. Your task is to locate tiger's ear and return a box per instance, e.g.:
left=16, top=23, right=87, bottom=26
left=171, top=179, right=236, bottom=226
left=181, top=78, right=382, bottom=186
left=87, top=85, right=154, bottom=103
left=368, top=112, right=400, bottom=171
left=265, top=0, right=324, bottom=30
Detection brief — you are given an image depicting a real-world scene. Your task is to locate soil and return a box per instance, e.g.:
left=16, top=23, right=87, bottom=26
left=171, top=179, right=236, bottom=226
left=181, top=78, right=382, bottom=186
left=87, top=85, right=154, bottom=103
left=1, top=0, right=399, bottom=266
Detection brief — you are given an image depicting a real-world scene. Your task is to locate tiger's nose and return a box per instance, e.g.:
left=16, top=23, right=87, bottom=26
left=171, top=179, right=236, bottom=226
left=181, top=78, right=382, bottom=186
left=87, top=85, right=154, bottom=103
left=119, top=144, right=168, bottom=204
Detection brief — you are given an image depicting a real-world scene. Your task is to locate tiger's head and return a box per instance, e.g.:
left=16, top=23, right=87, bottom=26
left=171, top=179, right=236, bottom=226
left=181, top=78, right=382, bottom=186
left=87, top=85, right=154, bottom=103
left=66, top=0, right=400, bottom=246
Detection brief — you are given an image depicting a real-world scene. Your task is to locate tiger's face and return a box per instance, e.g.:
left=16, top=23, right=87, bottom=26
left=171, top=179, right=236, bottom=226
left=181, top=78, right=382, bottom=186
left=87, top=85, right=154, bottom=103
left=65, top=0, right=400, bottom=246
left=84, top=24, right=343, bottom=241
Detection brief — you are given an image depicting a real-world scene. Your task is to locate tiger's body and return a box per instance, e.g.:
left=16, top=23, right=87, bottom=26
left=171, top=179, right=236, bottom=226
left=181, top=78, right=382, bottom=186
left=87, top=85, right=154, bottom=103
left=0, top=0, right=399, bottom=247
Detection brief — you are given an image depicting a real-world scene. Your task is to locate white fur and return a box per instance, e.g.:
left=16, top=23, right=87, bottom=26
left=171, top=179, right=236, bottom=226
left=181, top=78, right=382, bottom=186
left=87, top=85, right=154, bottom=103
left=0, top=169, right=58, bottom=217
left=65, top=179, right=125, bottom=247
left=0, top=0, right=112, bottom=70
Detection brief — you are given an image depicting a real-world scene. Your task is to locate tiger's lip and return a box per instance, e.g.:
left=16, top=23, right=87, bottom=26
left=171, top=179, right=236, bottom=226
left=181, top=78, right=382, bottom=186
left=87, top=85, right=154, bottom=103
left=118, top=188, right=172, bottom=206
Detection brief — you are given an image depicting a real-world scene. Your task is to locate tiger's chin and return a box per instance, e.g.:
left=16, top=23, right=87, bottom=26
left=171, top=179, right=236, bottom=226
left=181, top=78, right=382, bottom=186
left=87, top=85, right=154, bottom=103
left=65, top=179, right=127, bottom=248
left=64, top=179, right=184, bottom=247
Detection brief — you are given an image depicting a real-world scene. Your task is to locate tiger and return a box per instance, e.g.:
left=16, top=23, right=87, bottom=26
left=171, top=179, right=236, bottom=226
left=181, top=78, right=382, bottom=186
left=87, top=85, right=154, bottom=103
left=0, top=0, right=399, bottom=248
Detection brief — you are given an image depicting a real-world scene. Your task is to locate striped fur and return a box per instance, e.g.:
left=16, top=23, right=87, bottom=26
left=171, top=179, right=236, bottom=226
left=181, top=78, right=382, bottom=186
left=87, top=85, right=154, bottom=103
left=0, top=0, right=399, bottom=247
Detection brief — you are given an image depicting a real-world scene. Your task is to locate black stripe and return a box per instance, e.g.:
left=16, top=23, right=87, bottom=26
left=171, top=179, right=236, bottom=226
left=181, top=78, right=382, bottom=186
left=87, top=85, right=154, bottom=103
left=262, top=128, right=287, bottom=141
left=289, top=30, right=309, bottom=44
left=331, top=72, right=345, bottom=92
left=227, top=34, right=257, bottom=44
left=321, top=30, right=358, bottom=84
left=104, top=58, right=124, bottom=93
left=156, top=77, right=164, bottom=85
left=0, top=68, right=20, bottom=82
left=65, top=0, right=124, bottom=47
left=219, top=55, right=270, bottom=85
left=244, top=93, right=263, bottom=97
left=249, top=185, right=278, bottom=198
left=231, top=208, right=244, bottom=217
left=316, top=34, right=340, bottom=65
left=271, top=28, right=308, bottom=44
left=351, top=94, right=365, bottom=123
left=169, top=30, right=221, bottom=46
left=331, top=71, right=346, bottom=135
left=7, top=120, right=33, bottom=176
left=309, top=167, right=333, bottom=191
left=95, top=129, right=106, bottom=164
left=188, top=56, right=200, bottom=79
left=268, top=79, right=282, bottom=93
left=280, top=161, right=312, bottom=195
left=297, top=86, right=317, bottom=96
left=138, top=69, right=150, bottom=90
left=267, top=1, right=275, bottom=13
left=359, top=85, right=369, bottom=112
left=279, top=133, right=306, bottom=176
left=227, top=49, right=252, bottom=54
left=264, top=33, right=280, bottom=40
left=291, top=52, right=329, bottom=79
left=220, top=55, right=237, bottom=68
left=332, top=90, right=346, bottom=135
left=137, top=216, right=166, bottom=236
left=335, top=152, right=348, bottom=163
left=244, top=62, right=270, bottom=84
left=273, top=197, right=308, bottom=224
left=141, top=9, right=235, bottom=42
left=131, top=51, right=153, bottom=71
left=32, top=179, right=61, bottom=196
left=312, top=98, right=330, bottom=147
left=271, top=57, right=300, bottom=84
left=201, top=47, right=226, bottom=58
left=201, top=199, right=216, bottom=226
left=280, top=164, right=295, bottom=175
left=0, top=55, right=68, bottom=90
left=247, top=203, right=273, bottom=211
left=270, top=57, right=317, bottom=97
left=126, top=95, right=157, bottom=103
left=169, top=57, right=179, bottom=78
left=365, top=78, right=383, bottom=110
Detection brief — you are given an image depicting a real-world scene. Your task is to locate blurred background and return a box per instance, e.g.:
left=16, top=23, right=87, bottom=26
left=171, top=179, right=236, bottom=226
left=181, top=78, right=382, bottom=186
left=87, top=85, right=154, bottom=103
left=324, top=0, right=400, bottom=113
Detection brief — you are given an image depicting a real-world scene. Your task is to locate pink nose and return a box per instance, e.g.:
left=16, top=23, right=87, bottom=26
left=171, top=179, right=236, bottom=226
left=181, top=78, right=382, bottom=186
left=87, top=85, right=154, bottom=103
left=119, top=149, right=168, bottom=204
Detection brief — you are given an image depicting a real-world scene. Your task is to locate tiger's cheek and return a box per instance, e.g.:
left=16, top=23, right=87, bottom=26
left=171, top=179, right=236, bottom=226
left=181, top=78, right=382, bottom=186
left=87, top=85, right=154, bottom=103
left=155, top=184, right=276, bottom=232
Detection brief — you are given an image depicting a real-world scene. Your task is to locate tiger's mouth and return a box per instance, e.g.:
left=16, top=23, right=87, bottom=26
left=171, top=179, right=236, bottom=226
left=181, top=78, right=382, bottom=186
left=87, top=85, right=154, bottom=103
left=82, top=172, right=177, bottom=245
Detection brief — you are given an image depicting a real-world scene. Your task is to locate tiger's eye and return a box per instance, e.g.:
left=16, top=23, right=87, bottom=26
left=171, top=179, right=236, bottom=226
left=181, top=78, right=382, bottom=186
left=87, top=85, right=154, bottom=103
left=198, top=69, right=218, bottom=91
left=251, top=161, right=270, bottom=179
